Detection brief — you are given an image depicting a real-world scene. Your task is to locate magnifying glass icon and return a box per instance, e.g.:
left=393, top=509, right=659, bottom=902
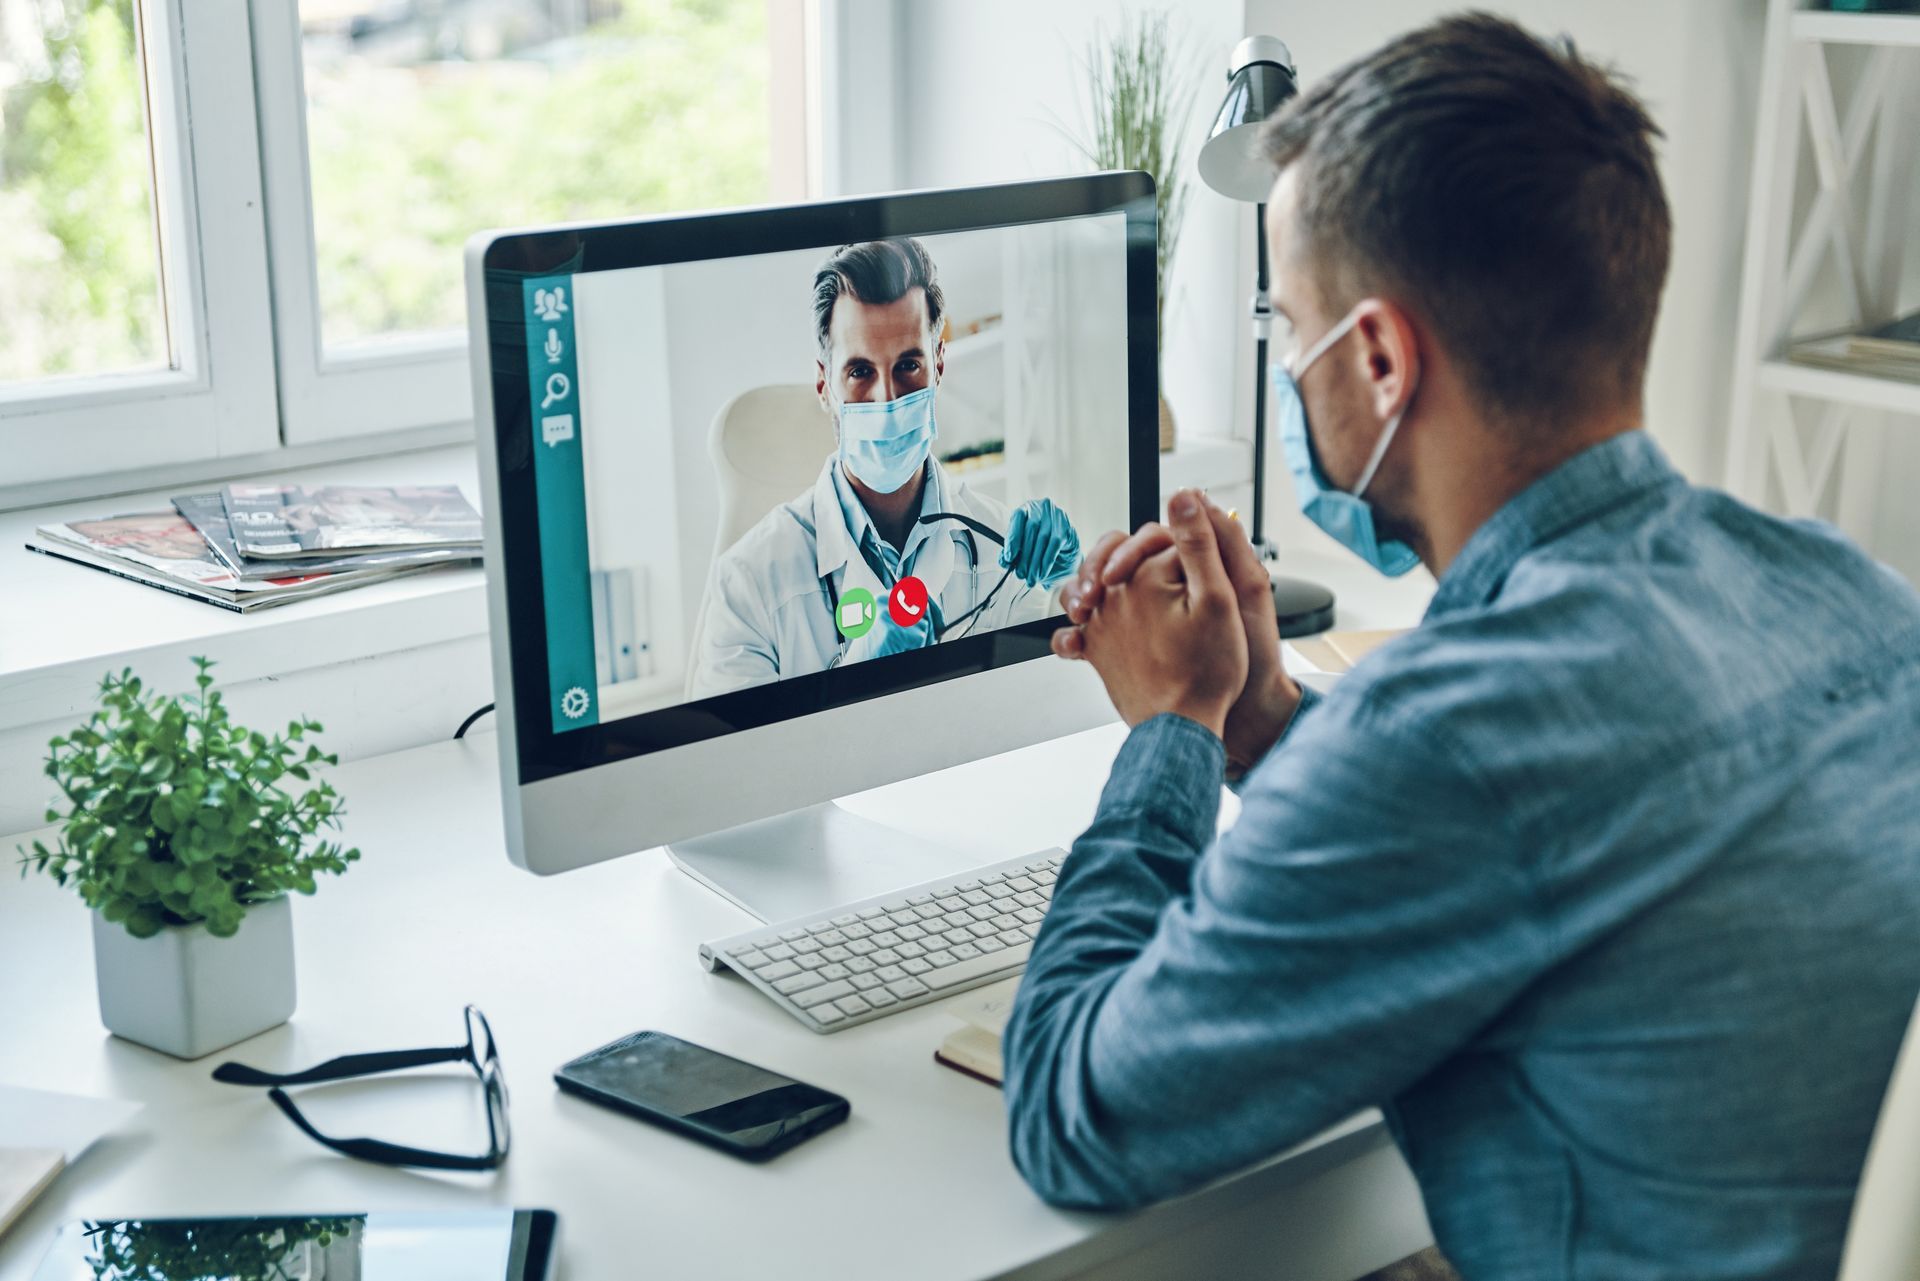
left=540, top=372, right=571, bottom=410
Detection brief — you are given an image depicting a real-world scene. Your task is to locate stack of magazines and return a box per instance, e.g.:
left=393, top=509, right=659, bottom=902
left=1786, top=309, right=1920, bottom=386
left=27, top=483, right=483, bottom=613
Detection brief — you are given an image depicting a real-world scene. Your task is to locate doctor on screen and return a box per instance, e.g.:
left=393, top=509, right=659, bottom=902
left=689, top=238, right=1082, bottom=699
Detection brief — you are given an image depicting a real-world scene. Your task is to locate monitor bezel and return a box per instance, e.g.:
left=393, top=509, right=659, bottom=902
left=476, top=173, right=1160, bottom=787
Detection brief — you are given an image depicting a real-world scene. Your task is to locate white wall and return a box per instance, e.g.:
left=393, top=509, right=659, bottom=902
left=889, top=0, right=1251, bottom=462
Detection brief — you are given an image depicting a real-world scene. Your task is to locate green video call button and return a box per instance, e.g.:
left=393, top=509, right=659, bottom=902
left=836, top=586, right=877, bottom=639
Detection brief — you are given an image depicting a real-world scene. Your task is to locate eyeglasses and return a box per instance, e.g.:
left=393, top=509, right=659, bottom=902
left=212, top=1004, right=509, bottom=1171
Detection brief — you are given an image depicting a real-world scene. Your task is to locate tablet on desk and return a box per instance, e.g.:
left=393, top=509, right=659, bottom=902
left=32, top=1209, right=556, bottom=1280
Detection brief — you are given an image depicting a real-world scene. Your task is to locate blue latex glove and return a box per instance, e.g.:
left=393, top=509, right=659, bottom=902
left=870, top=614, right=935, bottom=656
left=999, top=498, right=1081, bottom=588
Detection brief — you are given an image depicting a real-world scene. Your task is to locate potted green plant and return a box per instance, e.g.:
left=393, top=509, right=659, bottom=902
left=1065, top=11, right=1195, bottom=452
left=19, top=658, right=359, bottom=1059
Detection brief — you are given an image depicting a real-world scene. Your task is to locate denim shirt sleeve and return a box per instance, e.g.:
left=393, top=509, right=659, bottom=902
left=1002, top=700, right=1543, bottom=1211
left=1227, top=681, right=1322, bottom=794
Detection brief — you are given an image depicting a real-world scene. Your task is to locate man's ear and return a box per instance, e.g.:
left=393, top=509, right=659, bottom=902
left=816, top=358, right=831, bottom=414
left=1350, top=299, right=1421, bottom=423
left=933, top=337, right=946, bottom=385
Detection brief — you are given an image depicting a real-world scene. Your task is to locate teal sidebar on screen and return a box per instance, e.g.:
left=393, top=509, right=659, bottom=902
left=523, top=275, right=598, bottom=734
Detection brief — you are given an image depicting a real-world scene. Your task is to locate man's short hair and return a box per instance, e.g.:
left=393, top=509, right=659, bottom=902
left=1261, top=12, right=1671, bottom=430
left=813, top=238, right=947, bottom=356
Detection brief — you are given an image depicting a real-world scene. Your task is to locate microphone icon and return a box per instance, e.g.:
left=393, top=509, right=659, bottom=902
left=543, top=329, right=563, bottom=364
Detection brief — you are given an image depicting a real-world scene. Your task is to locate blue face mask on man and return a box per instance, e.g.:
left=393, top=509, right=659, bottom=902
left=1272, top=308, right=1422, bottom=577
left=838, top=385, right=937, bottom=494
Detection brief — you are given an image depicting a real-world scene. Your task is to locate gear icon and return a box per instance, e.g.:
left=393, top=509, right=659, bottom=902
left=559, top=686, right=590, bottom=719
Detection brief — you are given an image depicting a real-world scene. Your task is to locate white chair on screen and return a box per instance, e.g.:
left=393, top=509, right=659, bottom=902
left=1836, top=993, right=1920, bottom=1281
left=684, top=385, right=836, bottom=699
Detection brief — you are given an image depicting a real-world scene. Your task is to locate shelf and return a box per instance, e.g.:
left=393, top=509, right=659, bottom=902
left=1758, top=358, right=1920, bottom=414
left=1791, top=8, right=1920, bottom=46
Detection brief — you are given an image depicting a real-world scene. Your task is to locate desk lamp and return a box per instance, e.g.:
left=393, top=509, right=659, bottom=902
left=1198, top=35, right=1336, bottom=638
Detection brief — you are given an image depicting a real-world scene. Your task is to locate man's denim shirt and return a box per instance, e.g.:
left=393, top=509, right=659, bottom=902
left=1004, top=431, right=1920, bottom=1280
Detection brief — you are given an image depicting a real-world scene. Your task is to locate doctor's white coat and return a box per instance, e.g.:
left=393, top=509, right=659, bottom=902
left=688, top=457, right=1057, bottom=699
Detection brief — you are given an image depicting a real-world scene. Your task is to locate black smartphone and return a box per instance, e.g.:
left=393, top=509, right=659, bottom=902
left=554, top=1030, right=849, bottom=1162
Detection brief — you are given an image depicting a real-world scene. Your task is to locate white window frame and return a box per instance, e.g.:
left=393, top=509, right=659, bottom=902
left=247, top=0, right=823, bottom=449
left=0, top=0, right=827, bottom=503
left=0, top=0, right=279, bottom=496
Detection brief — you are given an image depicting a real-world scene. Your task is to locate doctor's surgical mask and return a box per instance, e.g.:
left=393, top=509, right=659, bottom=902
left=838, top=386, right=938, bottom=494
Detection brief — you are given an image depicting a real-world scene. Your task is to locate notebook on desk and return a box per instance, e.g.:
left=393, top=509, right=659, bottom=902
left=935, top=977, right=1022, bottom=1087
left=0, top=1148, right=62, bottom=1240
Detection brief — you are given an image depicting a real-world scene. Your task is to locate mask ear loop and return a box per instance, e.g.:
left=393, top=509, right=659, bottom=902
left=1289, top=307, right=1412, bottom=502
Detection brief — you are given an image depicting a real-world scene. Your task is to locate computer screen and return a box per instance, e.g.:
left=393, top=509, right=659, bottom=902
left=474, top=175, right=1157, bottom=788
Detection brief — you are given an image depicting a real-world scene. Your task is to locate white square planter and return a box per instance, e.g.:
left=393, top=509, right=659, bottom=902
left=91, top=894, right=297, bottom=1060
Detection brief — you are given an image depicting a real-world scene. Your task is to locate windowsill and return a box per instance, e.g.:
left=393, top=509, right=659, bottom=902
left=0, top=443, right=488, bottom=733
left=0, top=432, right=1255, bottom=734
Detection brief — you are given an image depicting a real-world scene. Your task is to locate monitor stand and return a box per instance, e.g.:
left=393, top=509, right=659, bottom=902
left=667, top=801, right=976, bottom=925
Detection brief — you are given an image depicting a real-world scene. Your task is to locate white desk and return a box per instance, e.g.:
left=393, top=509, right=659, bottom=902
left=0, top=531, right=1438, bottom=1280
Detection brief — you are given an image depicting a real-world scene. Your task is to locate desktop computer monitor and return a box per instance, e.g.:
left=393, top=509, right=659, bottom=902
left=466, top=174, right=1159, bottom=924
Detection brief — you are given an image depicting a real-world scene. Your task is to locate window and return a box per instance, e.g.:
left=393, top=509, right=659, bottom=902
left=0, top=0, right=814, bottom=497
left=253, top=0, right=808, bottom=445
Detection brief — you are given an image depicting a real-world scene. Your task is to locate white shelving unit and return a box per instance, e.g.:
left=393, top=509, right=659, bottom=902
left=1725, top=0, right=1920, bottom=538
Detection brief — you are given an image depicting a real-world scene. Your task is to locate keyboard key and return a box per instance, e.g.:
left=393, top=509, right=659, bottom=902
left=872, top=948, right=902, bottom=966
left=1014, top=891, right=1045, bottom=909
left=832, top=913, right=858, bottom=926
left=961, top=890, right=990, bottom=906
left=942, top=913, right=976, bottom=931
left=886, top=977, right=931, bottom=999
left=922, top=942, right=1032, bottom=991
left=847, top=939, right=877, bottom=956
left=943, top=929, right=974, bottom=947
left=846, top=956, right=876, bottom=974
left=956, top=879, right=982, bottom=891
left=780, top=928, right=808, bottom=941
left=796, top=953, right=826, bottom=971
left=808, top=921, right=839, bottom=935
left=763, top=943, right=797, bottom=961
left=1027, top=861, right=1052, bottom=873
left=987, top=881, right=1017, bottom=899
left=877, top=900, right=909, bottom=914
left=915, top=905, right=945, bottom=922
left=897, top=924, right=927, bottom=941
left=924, top=949, right=957, bottom=968
left=812, top=1004, right=846, bottom=1026
left=872, top=931, right=901, bottom=948
left=1007, top=876, right=1037, bottom=892
left=976, top=936, right=1006, bottom=953
left=834, top=994, right=874, bottom=1016
left=900, top=958, right=932, bottom=975
left=992, top=913, right=1022, bottom=930
left=734, top=950, right=769, bottom=970
left=864, top=989, right=898, bottom=1008
left=816, top=929, right=848, bottom=946
left=842, top=923, right=873, bottom=940
left=936, top=896, right=967, bottom=912
left=857, top=907, right=886, bottom=919
left=951, top=942, right=982, bottom=960
left=821, top=945, right=852, bottom=963
left=875, top=965, right=907, bottom=983
left=906, top=893, right=934, bottom=905
left=794, top=980, right=855, bottom=1009
left=818, top=963, right=851, bottom=981
left=758, top=960, right=800, bottom=981
left=998, top=930, right=1028, bottom=947
left=982, top=872, right=1007, bottom=884
left=791, top=936, right=823, bottom=954
left=888, top=911, right=920, bottom=929
left=775, top=972, right=822, bottom=995
left=967, top=922, right=997, bottom=939
left=851, top=973, right=883, bottom=991
left=1016, top=907, right=1044, bottom=924
left=896, top=941, right=927, bottom=958
left=967, top=905, right=998, bottom=922
left=1033, top=869, right=1057, bottom=885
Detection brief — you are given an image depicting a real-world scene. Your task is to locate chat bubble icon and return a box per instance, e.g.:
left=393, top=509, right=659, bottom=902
left=541, top=413, right=575, bottom=447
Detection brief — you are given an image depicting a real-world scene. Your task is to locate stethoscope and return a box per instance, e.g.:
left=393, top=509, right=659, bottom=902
left=821, top=511, right=1015, bottom=660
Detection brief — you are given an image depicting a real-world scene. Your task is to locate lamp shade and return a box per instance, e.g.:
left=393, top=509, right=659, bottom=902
left=1198, top=35, right=1299, bottom=203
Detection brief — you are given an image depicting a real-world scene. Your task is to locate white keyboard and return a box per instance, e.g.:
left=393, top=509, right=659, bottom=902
left=699, top=849, right=1064, bottom=1032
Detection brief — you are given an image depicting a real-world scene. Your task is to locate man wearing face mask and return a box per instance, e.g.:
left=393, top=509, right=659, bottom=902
left=1003, top=15, right=1920, bottom=1281
left=688, top=238, right=1082, bottom=699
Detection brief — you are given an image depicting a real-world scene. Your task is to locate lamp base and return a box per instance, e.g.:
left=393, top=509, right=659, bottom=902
left=1270, top=575, right=1335, bottom=639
